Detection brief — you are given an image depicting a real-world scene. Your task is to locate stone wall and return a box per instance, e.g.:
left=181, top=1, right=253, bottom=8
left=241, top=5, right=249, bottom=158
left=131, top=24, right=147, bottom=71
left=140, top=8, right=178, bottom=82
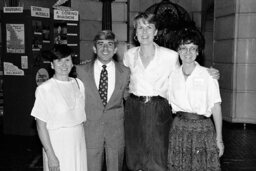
left=214, top=0, right=256, bottom=123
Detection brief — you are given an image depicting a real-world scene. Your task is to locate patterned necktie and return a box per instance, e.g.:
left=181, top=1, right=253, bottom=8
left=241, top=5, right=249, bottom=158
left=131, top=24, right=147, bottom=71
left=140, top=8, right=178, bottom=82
left=98, top=65, right=108, bottom=106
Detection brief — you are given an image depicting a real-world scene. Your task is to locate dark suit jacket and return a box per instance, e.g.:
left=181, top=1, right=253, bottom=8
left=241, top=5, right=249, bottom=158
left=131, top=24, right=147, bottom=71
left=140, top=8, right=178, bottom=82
left=76, top=60, right=130, bottom=149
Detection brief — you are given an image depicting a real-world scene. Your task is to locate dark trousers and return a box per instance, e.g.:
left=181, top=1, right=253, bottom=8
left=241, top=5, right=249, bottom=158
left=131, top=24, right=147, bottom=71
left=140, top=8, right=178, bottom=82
left=124, top=95, right=172, bottom=171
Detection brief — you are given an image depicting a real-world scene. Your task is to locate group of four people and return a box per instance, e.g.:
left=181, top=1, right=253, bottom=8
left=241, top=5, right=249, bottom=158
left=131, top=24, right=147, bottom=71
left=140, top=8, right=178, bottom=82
left=31, top=12, right=224, bottom=171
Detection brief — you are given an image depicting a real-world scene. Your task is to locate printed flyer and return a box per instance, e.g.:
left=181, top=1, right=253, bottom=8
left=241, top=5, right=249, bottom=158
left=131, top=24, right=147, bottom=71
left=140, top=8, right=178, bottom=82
left=6, top=24, right=25, bottom=53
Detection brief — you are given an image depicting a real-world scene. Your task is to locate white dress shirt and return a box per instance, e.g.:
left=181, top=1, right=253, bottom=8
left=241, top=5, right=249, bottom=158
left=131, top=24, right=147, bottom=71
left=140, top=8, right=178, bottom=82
left=94, top=59, right=115, bottom=102
left=168, top=62, right=222, bottom=117
left=123, top=43, right=179, bottom=98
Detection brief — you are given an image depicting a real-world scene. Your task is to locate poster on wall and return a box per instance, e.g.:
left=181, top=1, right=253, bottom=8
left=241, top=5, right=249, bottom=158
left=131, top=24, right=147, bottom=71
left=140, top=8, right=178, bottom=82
left=4, top=62, right=24, bottom=76
left=6, top=24, right=25, bottom=53
left=32, top=36, right=42, bottom=51
left=32, top=20, right=42, bottom=34
left=54, top=22, right=67, bottom=45
left=36, top=68, right=49, bottom=86
left=21, top=56, right=28, bottom=69
left=42, top=23, right=50, bottom=43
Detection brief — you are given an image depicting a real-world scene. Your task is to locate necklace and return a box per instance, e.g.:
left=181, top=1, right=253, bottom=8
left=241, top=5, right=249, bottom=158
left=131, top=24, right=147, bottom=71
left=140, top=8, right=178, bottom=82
left=53, top=77, right=77, bottom=110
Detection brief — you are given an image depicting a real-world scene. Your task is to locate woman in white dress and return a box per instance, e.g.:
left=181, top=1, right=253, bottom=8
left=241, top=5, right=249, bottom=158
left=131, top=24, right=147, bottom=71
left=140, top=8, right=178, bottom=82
left=31, top=44, right=87, bottom=171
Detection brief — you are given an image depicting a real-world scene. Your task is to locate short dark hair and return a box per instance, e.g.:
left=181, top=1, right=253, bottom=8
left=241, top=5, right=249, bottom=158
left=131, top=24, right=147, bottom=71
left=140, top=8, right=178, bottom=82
left=93, top=30, right=118, bottom=47
left=133, top=12, right=159, bottom=30
left=176, top=27, right=205, bottom=53
left=44, top=44, right=73, bottom=62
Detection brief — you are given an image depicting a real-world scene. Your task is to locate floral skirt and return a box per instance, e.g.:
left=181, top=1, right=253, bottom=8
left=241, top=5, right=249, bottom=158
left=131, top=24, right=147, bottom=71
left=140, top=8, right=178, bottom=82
left=168, top=113, right=221, bottom=171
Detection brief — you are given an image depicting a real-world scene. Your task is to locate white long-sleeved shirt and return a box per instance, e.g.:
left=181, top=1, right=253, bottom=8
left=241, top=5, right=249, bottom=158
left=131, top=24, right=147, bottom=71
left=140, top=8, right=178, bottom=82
left=123, top=43, right=179, bottom=98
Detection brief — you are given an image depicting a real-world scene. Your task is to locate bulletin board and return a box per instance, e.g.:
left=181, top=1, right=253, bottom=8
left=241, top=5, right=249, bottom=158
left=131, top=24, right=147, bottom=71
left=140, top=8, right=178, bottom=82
left=1, top=7, right=80, bottom=135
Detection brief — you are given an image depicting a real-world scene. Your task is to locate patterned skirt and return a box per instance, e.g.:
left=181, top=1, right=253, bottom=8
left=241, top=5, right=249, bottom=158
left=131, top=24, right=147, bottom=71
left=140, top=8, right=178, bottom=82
left=168, top=112, right=221, bottom=171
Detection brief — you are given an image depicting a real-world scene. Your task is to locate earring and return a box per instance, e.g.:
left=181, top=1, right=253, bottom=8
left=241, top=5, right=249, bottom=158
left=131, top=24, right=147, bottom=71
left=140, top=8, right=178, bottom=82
left=154, top=35, right=158, bottom=41
left=133, top=35, right=138, bottom=41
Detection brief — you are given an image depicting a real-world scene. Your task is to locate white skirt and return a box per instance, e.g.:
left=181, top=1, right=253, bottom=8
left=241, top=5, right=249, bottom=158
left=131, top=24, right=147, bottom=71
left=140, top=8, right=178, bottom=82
left=43, top=124, right=87, bottom=171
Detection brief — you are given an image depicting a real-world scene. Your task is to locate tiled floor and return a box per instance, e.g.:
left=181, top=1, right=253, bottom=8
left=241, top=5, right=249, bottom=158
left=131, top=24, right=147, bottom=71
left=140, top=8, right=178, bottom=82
left=1, top=117, right=256, bottom=171
left=221, top=122, right=256, bottom=171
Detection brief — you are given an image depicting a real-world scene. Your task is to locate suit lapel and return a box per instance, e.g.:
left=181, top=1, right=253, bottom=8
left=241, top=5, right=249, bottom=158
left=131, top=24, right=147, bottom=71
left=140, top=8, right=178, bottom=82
left=107, top=62, right=123, bottom=107
left=87, top=61, right=103, bottom=105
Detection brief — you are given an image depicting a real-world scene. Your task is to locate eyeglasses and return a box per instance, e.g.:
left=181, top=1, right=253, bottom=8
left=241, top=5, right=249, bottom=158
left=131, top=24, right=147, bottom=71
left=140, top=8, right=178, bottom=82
left=178, top=46, right=198, bottom=54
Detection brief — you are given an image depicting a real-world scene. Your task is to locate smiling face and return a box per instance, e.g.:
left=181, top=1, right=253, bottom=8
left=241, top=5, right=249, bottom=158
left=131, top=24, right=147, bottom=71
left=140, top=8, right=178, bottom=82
left=93, top=39, right=117, bottom=64
left=178, top=43, right=199, bottom=65
left=51, top=55, right=73, bottom=77
left=135, top=19, right=158, bottom=45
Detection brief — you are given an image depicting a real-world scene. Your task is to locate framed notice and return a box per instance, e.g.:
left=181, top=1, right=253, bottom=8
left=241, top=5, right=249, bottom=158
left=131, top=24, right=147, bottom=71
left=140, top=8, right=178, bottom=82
left=54, top=22, right=67, bottom=45
left=6, top=24, right=25, bottom=53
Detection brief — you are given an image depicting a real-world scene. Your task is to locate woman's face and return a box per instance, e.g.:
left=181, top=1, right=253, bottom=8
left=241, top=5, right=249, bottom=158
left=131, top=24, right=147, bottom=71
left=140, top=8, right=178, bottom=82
left=51, top=55, right=73, bottom=77
left=178, top=43, right=198, bottom=65
left=135, top=19, right=157, bottom=45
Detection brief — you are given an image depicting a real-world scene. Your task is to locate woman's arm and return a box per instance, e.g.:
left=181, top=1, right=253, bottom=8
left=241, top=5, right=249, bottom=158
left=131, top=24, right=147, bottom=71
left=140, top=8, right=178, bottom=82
left=36, top=119, right=60, bottom=171
left=208, top=67, right=220, bottom=80
left=212, top=102, right=224, bottom=157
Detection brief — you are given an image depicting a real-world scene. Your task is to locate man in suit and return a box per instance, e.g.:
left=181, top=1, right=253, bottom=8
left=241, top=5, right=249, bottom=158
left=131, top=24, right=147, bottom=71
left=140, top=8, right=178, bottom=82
left=76, top=30, right=130, bottom=171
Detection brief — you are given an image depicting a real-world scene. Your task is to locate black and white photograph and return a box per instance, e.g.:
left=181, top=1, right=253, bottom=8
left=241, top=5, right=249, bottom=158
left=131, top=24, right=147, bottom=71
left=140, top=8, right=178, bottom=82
left=1, top=0, right=256, bottom=171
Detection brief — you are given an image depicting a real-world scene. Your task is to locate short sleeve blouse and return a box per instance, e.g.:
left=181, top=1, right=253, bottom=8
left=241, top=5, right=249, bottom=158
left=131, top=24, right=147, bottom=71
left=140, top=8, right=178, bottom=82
left=31, top=78, right=86, bottom=130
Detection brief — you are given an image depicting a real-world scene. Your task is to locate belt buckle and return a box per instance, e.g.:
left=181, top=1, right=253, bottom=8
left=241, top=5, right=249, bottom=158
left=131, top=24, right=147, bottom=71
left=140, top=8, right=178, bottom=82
left=144, top=96, right=150, bottom=103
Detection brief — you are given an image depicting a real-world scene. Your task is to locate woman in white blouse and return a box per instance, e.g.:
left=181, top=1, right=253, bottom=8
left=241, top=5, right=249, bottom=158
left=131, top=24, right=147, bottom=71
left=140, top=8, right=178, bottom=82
left=31, top=45, right=87, bottom=171
left=167, top=27, right=224, bottom=171
left=123, top=12, right=179, bottom=171
left=123, top=12, right=220, bottom=171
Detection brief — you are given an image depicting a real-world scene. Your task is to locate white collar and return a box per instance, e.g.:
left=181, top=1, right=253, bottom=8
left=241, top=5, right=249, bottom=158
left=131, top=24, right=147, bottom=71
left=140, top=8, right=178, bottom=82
left=95, top=59, right=114, bottom=69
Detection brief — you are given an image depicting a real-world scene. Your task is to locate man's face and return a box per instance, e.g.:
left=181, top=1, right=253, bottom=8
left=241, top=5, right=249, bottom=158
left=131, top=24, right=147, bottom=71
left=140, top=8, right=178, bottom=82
left=93, top=39, right=117, bottom=64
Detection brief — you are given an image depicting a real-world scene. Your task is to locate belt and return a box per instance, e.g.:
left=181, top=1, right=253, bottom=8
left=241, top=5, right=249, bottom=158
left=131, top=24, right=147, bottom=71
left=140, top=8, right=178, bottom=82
left=176, top=111, right=207, bottom=120
left=130, top=93, right=164, bottom=103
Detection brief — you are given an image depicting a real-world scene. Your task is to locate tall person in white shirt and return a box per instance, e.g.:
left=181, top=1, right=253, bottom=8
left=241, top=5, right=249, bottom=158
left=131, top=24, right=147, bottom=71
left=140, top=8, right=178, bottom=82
left=123, top=12, right=220, bottom=171
left=123, top=12, right=179, bottom=171
left=167, top=27, right=224, bottom=171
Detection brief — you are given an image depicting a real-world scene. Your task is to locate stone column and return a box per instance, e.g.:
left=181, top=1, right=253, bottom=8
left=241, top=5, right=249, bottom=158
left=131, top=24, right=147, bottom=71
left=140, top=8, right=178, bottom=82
left=214, top=0, right=256, bottom=123
left=100, top=0, right=114, bottom=30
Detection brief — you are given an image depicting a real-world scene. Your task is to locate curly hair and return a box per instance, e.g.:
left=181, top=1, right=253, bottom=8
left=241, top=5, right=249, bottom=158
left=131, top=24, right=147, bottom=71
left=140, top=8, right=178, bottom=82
left=176, top=27, right=205, bottom=53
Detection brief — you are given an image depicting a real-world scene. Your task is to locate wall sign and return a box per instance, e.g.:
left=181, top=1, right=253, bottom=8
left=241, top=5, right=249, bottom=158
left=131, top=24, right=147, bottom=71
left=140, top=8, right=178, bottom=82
left=31, top=6, right=50, bottom=18
left=4, top=62, right=24, bottom=76
left=4, top=7, right=23, bottom=13
left=21, top=56, right=28, bottom=69
left=54, top=9, right=79, bottom=21
left=36, top=68, right=49, bottom=86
